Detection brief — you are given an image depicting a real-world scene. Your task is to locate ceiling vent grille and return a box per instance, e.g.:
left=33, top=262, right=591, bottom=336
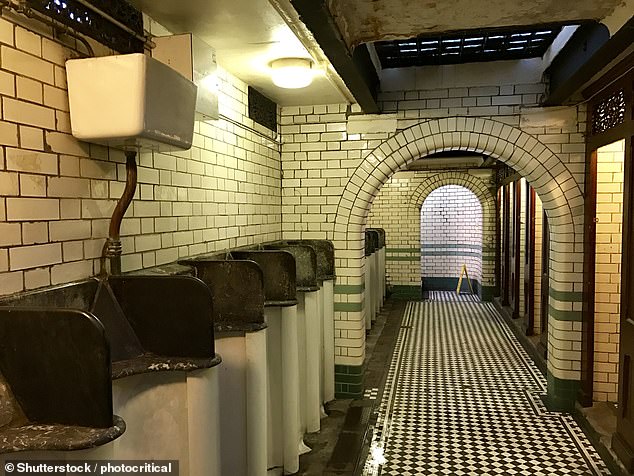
left=374, top=24, right=570, bottom=68
left=26, top=0, right=144, bottom=53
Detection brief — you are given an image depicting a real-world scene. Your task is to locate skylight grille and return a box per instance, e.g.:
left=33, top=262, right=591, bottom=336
left=374, top=24, right=568, bottom=68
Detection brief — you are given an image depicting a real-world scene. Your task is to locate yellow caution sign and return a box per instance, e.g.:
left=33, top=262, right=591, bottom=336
left=456, top=264, right=474, bottom=295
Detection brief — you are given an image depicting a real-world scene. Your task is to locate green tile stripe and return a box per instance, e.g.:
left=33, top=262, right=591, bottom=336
left=545, top=370, right=580, bottom=412
left=390, top=285, right=423, bottom=299
left=386, top=245, right=489, bottom=261
left=335, top=386, right=363, bottom=399
left=334, top=284, right=365, bottom=294
left=334, top=284, right=364, bottom=312
left=547, top=288, right=582, bottom=322
left=481, top=285, right=496, bottom=302
left=334, top=301, right=364, bottom=312
left=548, top=305, right=582, bottom=322
left=388, top=244, right=489, bottom=251
left=386, top=247, right=420, bottom=261
left=421, top=243, right=483, bottom=250
left=422, top=251, right=482, bottom=257
left=335, top=364, right=363, bottom=375
left=335, top=364, right=364, bottom=399
left=549, top=288, right=583, bottom=303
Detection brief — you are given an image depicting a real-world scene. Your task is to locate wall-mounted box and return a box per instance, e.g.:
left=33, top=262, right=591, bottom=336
left=66, top=53, right=197, bottom=151
left=152, top=33, right=219, bottom=120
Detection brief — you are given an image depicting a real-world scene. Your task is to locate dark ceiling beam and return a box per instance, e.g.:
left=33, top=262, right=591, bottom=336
left=543, top=18, right=634, bottom=105
left=290, top=0, right=380, bottom=113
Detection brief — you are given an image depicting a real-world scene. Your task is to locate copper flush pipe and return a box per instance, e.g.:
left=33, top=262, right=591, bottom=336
left=102, top=150, right=138, bottom=276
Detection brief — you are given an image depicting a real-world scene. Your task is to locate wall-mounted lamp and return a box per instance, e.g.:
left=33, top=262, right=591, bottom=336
left=270, top=57, right=314, bottom=89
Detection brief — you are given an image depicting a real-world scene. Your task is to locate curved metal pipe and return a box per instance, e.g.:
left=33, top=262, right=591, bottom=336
left=103, top=150, right=138, bottom=275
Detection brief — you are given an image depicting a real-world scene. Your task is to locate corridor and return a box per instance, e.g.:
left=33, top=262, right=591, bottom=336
left=361, top=293, right=610, bottom=476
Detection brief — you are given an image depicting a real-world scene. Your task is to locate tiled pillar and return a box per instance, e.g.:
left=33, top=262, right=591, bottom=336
left=332, top=230, right=366, bottom=398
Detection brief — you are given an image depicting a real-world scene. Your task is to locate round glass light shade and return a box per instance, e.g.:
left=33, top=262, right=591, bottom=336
left=270, top=58, right=314, bottom=89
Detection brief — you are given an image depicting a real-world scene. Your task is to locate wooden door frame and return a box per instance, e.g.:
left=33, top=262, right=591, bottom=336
left=511, top=180, right=521, bottom=319
left=538, top=211, right=550, bottom=357
left=581, top=68, right=634, bottom=469
left=502, top=184, right=511, bottom=306
left=581, top=75, right=634, bottom=407
left=613, top=134, right=634, bottom=471
left=580, top=149, right=598, bottom=407
left=495, top=188, right=502, bottom=298
left=524, top=185, right=536, bottom=335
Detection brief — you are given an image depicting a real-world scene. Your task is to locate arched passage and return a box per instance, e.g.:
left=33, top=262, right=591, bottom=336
left=421, top=185, right=484, bottom=295
left=366, top=170, right=495, bottom=297
left=334, top=117, right=584, bottom=410
left=410, top=171, right=497, bottom=299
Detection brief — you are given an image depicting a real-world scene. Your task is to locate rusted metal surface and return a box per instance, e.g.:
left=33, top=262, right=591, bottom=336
left=367, top=228, right=385, bottom=250
left=0, top=276, right=219, bottom=378
left=128, top=263, right=195, bottom=276
left=264, top=243, right=318, bottom=291
left=0, top=280, right=98, bottom=311
left=104, top=151, right=138, bottom=276
left=180, top=255, right=266, bottom=332
left=365, top=229, right=379, bottom=257
left=284, top=240, right=336, bottom=280
left=0, top=294, right=115, bottom=434
left=230, top=250, right=297, bottom=306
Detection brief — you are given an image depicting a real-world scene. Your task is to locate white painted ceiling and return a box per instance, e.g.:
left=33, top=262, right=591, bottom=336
left=130, top=0, right=350, bottom=106
left=326, top=0, right=624, bottom=48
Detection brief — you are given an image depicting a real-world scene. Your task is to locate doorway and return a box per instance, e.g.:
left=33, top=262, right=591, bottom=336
left=420, top=185, right=483, bottom=297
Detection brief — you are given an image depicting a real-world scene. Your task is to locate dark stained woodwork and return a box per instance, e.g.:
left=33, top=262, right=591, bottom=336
left=501, top=184, right=511, bottom=306
left=584, top=69, right=634, bottom=467
left=614, top=134, right=634, bottom=471
left=539, top=212, right=550, bottom=357
left=495, top=188, right=502, bottom=297
left=524, top=186, right=536, bottom=335
left=510, top=180, right=522, bottom=319
left=580, top=149, right=598, bottom=407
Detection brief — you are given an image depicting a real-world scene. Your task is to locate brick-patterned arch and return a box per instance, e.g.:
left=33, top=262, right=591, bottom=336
left=333, top=117, right=584, bottom=410
left=409, top=171, right=495, bottom=212
left=408, top=172, right=497, bottom=295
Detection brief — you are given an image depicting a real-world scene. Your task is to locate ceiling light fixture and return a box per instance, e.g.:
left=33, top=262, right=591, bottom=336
left=270, top=57, right=314, bottom=89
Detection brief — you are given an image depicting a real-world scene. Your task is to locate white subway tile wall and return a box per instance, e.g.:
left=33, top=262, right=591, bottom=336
left=367, top=173, right=496, bottom=289
left=593, top=139, right=624, bottom=403
left=0, top=15, right=281, bottom=297
left=281, top=84, right=586, bottom=378
left=0, top=12, right=594, bottom=390
left=421, top=185, right=483, bottom=283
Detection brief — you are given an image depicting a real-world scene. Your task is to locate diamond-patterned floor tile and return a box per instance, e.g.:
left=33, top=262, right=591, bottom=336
left=361, top=299, right=612, bottom=476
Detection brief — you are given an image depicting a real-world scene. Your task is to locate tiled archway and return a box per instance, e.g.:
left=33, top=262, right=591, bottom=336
left=409, top=172, right=497, bottom=297
left=333, top=117, right=584, bottom=409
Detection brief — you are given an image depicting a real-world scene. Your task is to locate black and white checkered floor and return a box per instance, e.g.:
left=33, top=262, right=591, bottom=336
left=361, top=298, right=611, bottom=476
left=428, top=291, right=479, bottom=302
